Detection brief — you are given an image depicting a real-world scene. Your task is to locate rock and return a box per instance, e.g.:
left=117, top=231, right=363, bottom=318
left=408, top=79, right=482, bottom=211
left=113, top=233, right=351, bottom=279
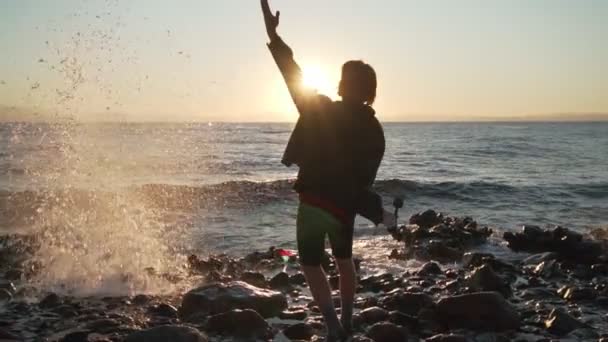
left=124, top=325, right=207, bottom=342
left=359, top=307, right=389, bottom=325
left=427, top=241, right=463, bottom=261
left=380, top=291, right=434, bottom=316
left=409, top=210, right=444, bottom=229
left=523, top=252, right=559, bottom=265
left=132, top=294, right=152, bottom=305
left=240, top=271, right=267, bottom=288
left=566, top=328, right=599, bottom=340
left=366, top=322, right=408, bottom=342
left=0, top=328, right=21, bottom=340
left=0, top=289, right=11, bottom=301
left=283, top=323, right=315, bottom=340
left=533, top=259, right=562, bottom=278
left=559, top=286, right=598, bottom=301
left=179, top=281, right=287, bottom=319
left=0, top=281, right=16, bottom=294
left=465, top=265, right=511, bottom=297
left=425, top=334, right=467, bottom=342
left=436, top=292, right=520, bottom=331
left=279, top=309, right=307, bottom=320
left=289, top=273, right=307, bottom=286
left=206, top=309, right=272, bottom=338
left=85, top=318, right=122, bottom=333
left=417, top=261, right=442, bottom=276
left=148, top=303, right=178, bottom=318
left=59, top=330, right=91, bottom=342
left=270, top=272, right=290, bottom=289
left=39, top=292, right=61, bottom=308
left=544, top=308, right=586, bottom=336
left=387, top=311, right=418, bottom=330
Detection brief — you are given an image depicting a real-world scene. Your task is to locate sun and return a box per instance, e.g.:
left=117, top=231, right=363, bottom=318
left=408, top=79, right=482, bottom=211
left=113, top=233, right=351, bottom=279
left=301, top=64, right=336, bottom=98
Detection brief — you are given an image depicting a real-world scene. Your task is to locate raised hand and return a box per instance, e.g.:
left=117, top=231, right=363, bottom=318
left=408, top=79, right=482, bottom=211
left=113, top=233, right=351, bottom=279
left=261, top=0, right=280, bottom=41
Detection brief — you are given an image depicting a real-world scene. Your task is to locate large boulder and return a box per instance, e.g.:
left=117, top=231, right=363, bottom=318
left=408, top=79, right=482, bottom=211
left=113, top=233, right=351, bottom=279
left=436, top=292, right=520, bottom=331
left=205, top=309, right=272, bottom=339
left=179, top=281, right=287, bottom=319
left=124, top=325, right=207, bottom=342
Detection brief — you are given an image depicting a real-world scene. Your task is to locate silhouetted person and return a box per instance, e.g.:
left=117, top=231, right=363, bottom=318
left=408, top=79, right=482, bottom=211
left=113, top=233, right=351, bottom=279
left=261, top=1, right=393, bottom=340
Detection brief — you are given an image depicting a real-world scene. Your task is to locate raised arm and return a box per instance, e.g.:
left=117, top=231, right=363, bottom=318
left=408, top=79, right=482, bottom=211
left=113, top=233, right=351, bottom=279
left=261, top=0, right=329, bottom=115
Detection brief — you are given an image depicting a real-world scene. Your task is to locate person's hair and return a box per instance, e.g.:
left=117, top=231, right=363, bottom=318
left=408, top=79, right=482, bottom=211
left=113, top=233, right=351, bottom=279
left=338, top=60, right=377, bottom=105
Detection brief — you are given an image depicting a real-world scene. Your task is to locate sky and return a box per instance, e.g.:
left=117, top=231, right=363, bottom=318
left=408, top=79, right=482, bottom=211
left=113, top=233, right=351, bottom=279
left=0, top=0, right=607, bottom=122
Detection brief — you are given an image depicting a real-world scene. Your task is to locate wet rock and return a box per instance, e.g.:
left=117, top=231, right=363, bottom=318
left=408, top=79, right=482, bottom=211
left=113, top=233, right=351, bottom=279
left=359, top=307, right=389, bottom=325
left=39, top=292, right=61, bottom=308
left=270, top=272, right=290, bottom=290
left=410, top=210, right=444, bottom=229
left=504, top=226, right=603, bottom=264
left=533, top=259, right=562, bottom=278
left=436, top=292, right=520, bottom=331
left=132, top=294, right=152, bottom=306
left=591, top=263, right=608, bottom=275
left=148, top=303, right=178, bottom=318
left=124, top=325, right=207, bottom=342
left=206, top=309, right=272, bottom=338
left=417, top=261, right=443, bottom=276
left=466, top=265, right=511, bottom=297
left=523, top=252, right=559, bottom=265
left=544, top=308, right=586, bottom=336
left=366, top=321, right=408, bottom=342
left=0, top=289, right=11, bottom=301
left=380, top=291, right=434, bottom=316
left=85, top=318, right=122, bottom=333
left=425, top=334, right=467, bottom=342
left=59, top=330, right=91, bottom=342
left=179, top=281, right=287, bottom=319
left=566, top=327, right=599, bottom=340
left=387, top=311, right=418, bottom=330
left=289, top=273, right=307, bottom=286
left=240, top=271, right=267, bottom=288
left=283, top=322, right=315, bottom=340
left=279, top=309, right=308, bottom=320
left=559, top=286, right=598, bottom=301
left=0, top=329, right=20, bottom=340
left=0, top=281, right=16, bottom=294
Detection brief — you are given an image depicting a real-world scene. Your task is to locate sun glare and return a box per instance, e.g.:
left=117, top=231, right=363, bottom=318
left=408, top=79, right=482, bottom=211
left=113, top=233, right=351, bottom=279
left=301, top=65, right=336, bottom=98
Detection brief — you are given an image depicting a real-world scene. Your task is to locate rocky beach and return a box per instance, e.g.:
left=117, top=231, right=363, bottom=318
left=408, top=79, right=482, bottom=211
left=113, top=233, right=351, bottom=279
left=2, top=210, right=608, bottom=342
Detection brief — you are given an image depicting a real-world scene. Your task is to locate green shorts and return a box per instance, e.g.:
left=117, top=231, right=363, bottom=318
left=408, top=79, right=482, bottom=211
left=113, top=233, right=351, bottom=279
left=296, top=202, right=354, bottom=266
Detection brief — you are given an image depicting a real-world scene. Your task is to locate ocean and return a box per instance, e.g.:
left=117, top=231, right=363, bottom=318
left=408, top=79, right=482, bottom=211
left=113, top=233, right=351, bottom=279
left=1, top=121, right=607, bottom=295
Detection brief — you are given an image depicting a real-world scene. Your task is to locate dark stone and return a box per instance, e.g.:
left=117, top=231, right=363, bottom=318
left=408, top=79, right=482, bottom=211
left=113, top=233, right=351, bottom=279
left=409, top=210, right=444, bottom=229
left=0, top=289, right=11, bottom=301
left=240, top=271, right=267, bottom=288
left=0, top=329, right=21, bottom=340
left=359, top=307, right=389, bottom=325
left=85, top=318, right=122, bottom=333
left=179, top=281, right=287, bottom=319
left=366, top=322, right=408, bottom=342
left=206, top=309, right=271, bottom=338
left=380, top=291, right=434, bottom=316
left=533, top=259, right=562, bottom=278
left=279, top=309, right=308, bottom=320
left=0, top=281, right=16, bottom=294
left=39, top=292, right=61, bottom=308
left=436, top=292, right=520, bottom=331
left=466, top=265, right=511, bottom=297
left=417, top=261, right=442, bottom=276
left=559, top=286, right=598, bottom=301
left=387, top=311, right=418, bottom=330
left=425, top=334, right=467, bottom=342
left=148, top=303, right=179, bottom=318
left=523, top=252, right=559, bottom=265
left=59, top=330, right=91, bottom=342
left=283, top=323, right=315, bottom=340
left=124, top=325, right=207, bottom=342
left=132, top=294, right=152, bottom=306
left=289, top=273, right=307, bottom=286
left=544, top=308, right=586, bottom=336
left=269, top=272, right=290, bottom=290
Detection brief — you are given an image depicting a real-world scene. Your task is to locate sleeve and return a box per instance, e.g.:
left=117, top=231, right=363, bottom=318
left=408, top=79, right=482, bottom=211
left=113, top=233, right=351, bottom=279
left=267, top=37, right=331, bottom=116
left=354, top=120, right=386, bottom=224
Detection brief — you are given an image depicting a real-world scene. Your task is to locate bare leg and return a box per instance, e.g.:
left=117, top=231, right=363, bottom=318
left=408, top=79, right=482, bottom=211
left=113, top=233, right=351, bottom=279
left=336, top=257, right=356, bottom=334
left=301, top=264, right=343, bottom=339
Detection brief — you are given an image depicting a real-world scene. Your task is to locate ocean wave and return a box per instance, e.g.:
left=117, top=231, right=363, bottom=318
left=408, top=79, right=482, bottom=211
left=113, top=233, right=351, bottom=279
left=2, top=179, right=606, bottom=226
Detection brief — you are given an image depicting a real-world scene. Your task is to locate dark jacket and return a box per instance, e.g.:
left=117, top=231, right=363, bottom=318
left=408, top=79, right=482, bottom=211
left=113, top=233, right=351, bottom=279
left=268, top=37, right=385, bottom=224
